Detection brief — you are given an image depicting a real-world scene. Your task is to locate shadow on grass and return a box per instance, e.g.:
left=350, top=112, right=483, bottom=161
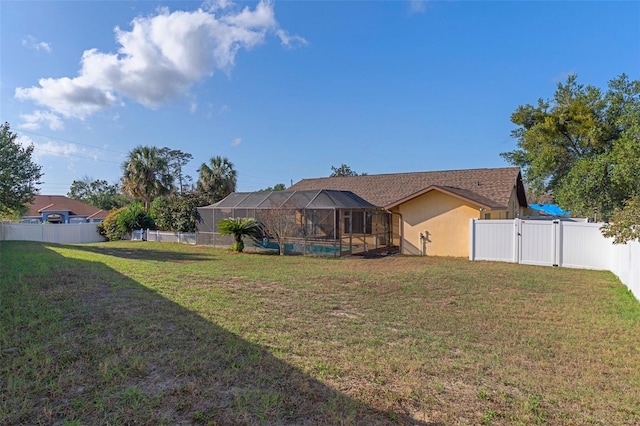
left=67, top=241, right=216, bottom=262
left=1, top=242, right=438, bottom=425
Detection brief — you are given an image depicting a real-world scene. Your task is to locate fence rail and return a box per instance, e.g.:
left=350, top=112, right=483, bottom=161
left=0, top=222, right=104, bottom=244
left=470, top=218, right=640, bottom=302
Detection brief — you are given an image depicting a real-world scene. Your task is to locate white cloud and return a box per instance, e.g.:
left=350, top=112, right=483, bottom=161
left=19, top=110, right=64, bottom=131
left=35, top=140, right=79, bottom=157
left=202, top=0, right=234, bottom=12
left=408, top=0, right=428, bottom=14
left=231, top=137, right=242, bottom=146
left=22, top=35, right=52, bottom=53
left=276, top=29, right=308, bottom=48
left=15, top=1, right=303, bottom=121
left=17, top=135, right=78, bottom=160
left=15, top=73, right=119, bottom=119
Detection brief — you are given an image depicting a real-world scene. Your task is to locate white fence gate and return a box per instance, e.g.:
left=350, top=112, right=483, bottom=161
left=469, top=219, right=611, bottom=269
left=0, top=222, right=104, bottom=244
left=469, top=218, right=640, bottom=302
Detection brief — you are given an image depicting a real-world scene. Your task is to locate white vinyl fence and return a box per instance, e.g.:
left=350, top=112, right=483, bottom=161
left=470, top=218, right=640, bottom=302
left=0, top=222, right=104, bottom=244
left=132, top=229, right=196, bottom=245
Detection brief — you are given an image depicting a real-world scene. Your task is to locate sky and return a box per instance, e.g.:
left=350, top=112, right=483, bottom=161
left=1, top=0, right=639, bottom=195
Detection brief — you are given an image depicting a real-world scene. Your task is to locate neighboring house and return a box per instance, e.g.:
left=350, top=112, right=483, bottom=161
left=289, top=167, right=530, bottom=257
left=22, top=195, right=108, bottom=224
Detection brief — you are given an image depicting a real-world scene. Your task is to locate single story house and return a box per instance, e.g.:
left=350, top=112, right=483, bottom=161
left=22, top=195, right=108, bottom=224
left=288, top=167, right=530, bottom=257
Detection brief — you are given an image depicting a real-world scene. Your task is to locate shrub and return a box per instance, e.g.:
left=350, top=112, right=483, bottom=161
left=98, top=202, right=155, bottom=241
left=217, top=217, right=261, bottom=252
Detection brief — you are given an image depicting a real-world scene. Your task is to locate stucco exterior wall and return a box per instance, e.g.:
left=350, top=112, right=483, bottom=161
left=398, top=191, right=481, bottom=257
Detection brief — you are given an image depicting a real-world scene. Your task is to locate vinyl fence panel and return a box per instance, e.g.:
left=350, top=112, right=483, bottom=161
left=0, top=223, right=103, bottom=243
left=610, top=240, right=640, bottom=301
left=469, top=219, right=516, bottom=262
left=560, top=222, right=610, bottom=270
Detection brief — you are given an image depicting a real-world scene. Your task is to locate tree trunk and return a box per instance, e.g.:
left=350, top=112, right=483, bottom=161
left=235, top=234, right=244, bottom=252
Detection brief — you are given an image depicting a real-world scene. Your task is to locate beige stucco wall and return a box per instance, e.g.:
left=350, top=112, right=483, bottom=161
left=397, top=190, right=481, bottom=257
left=387, top=185, right=527, bottom=257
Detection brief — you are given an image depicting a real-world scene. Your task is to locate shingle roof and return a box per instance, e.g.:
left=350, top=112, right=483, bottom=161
left=289, top=167, right=525, bottom=209
left=25, top=195, right=109, bottom=219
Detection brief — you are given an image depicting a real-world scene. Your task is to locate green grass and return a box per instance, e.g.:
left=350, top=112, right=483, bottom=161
left=1, top=240, right=639, bottom=425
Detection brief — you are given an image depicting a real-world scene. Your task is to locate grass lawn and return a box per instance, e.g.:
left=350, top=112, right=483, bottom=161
left=1, top=241, right=639, bottom=425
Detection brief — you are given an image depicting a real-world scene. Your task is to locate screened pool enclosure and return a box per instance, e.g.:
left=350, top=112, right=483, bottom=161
left=197, top=190, right=392, bottom=256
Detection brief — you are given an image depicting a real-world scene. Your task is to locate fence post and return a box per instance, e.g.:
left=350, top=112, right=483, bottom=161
left=513, top=218, right=520, bottom=263
left=552, top=220, right=560, bottom=267
left=469, top=219, right=475, bottom=260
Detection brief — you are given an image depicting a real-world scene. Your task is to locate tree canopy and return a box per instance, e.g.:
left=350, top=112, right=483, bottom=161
left=501, top=74, right=640, bottom=221
left=151, top=192, right=208, bottom=233
left=0, top=122, right=43, bottom=216
left=258, top=183, right=286, bottom=192
left=159, top=147, right=193, bottom=194
left=601, top=196, right=640, bottom=244
left=330, top=164, right=366, bottom=177
left=121, top=145, right=174, bottom=211
left=197, top=156, right=237, bottom=204
left=68, top=176, right=129, bottom=210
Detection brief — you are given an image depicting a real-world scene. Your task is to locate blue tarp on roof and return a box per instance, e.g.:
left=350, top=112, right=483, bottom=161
left=530, top=203, right=570, bottom=216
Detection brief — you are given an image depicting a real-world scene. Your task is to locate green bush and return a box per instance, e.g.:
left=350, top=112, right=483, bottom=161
left=217, top=217, right=261, bottom=252
left=98, top=202, right=155, bottom=241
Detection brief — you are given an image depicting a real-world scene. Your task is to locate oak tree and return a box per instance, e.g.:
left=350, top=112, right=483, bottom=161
left=501, top=74, right=640, bottom=221
left=0, top=122, right=43, bottom=216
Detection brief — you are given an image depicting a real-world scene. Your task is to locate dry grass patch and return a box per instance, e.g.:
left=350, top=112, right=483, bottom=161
left=1, top=240, right=639, bottom=425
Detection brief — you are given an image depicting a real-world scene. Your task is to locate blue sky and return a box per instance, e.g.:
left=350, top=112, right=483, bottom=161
left=1, top=0, right=639, bottom=194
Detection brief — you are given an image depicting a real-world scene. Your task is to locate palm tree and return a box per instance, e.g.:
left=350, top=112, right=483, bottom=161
left=197, top=156, right=237, bottom=204
left=217, top=217, right=261, bottom=252
left=121, top=146, right=174, bottom=211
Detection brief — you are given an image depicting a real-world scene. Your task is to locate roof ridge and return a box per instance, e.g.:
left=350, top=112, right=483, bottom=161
left=298, top=166, right=520, bottom=181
